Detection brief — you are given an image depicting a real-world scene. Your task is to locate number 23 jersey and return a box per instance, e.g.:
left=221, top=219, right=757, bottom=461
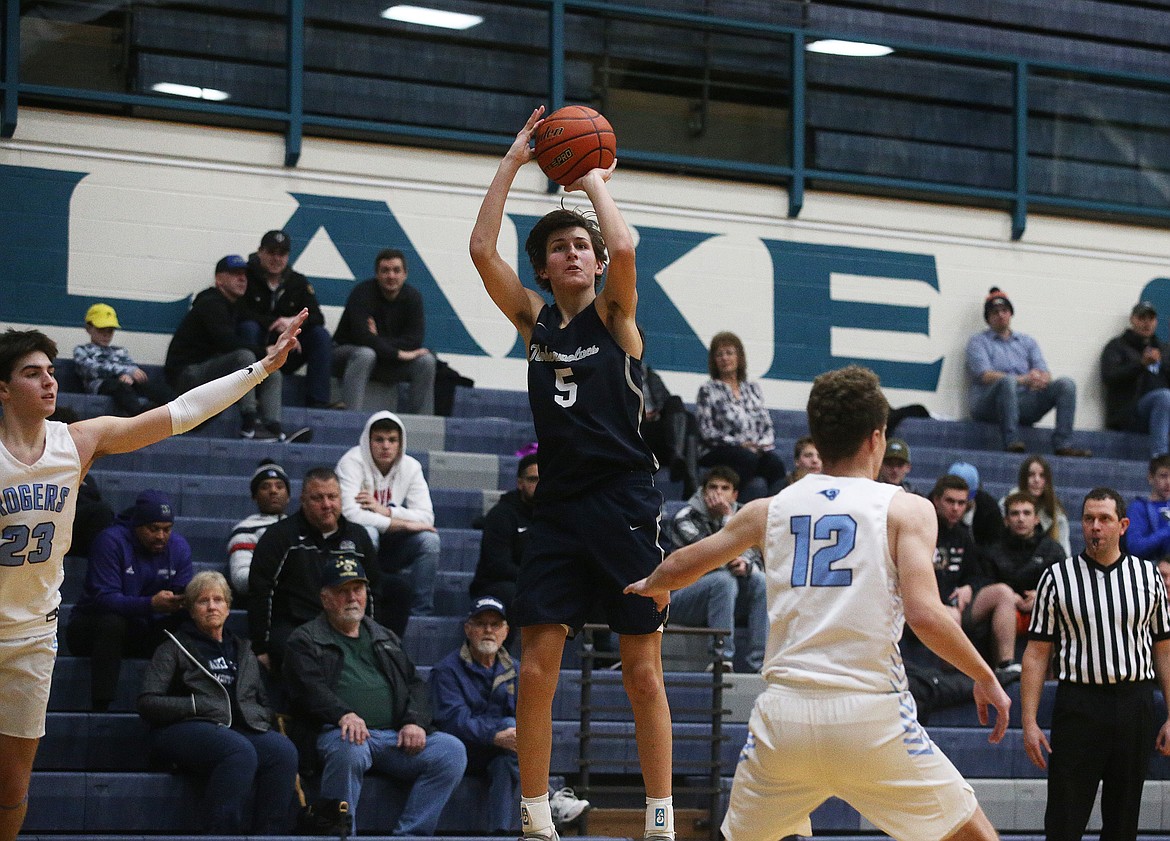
left=528, top=303, right=656, bottom=502
left=0, top=420, right=80, bottom=640
left=762, top=474, right=906, bottom=694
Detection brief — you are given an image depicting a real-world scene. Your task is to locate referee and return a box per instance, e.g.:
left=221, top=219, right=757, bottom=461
left=1021, top=487, right=1170, bottom=841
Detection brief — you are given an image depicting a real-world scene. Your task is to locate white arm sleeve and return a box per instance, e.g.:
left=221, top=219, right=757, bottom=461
left=167, top=363, right=268, bottom=435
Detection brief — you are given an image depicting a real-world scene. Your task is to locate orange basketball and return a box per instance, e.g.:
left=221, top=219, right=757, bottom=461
left=534, top=106, right=616, bottom=187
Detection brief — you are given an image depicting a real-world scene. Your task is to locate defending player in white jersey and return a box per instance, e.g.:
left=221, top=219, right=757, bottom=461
left=0, top=312, right=306, bottom=841
left=627, top=365, right=1011, bottom=841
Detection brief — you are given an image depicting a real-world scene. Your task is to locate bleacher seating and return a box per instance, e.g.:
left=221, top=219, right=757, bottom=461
left=32, top=372, right=1170, bottom=837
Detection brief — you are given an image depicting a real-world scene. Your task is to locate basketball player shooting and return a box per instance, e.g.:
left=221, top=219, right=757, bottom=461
left=471, top=107, right=675, bottom=841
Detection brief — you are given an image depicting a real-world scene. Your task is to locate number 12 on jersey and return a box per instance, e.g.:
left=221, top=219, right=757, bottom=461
left=790, top=514, right=856, bottom=587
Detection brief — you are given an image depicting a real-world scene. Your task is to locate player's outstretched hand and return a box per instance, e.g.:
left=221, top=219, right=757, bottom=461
left=972, top=677, right=1011, bottom=745
left=624, top=576, right=670, bottom=612
left=262, top=309, right=307, bottom=374
left=507, top=106, right=544, bottom=165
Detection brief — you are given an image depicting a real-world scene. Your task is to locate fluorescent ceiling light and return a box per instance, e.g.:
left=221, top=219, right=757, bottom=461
left=806, top=39, right=893, bottom=57
left=381, top=5, right=483, bottom=30
left=151, top=82, right=230, bottom=101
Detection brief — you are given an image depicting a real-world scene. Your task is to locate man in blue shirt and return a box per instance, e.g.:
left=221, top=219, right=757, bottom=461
left=965, top=287, right=1091, bottom=457
left=1125, top=455, right=1170, bottom=561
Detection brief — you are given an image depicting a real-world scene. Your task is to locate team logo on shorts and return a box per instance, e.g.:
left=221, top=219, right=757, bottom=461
left=738, top=731, right=755, bottom=763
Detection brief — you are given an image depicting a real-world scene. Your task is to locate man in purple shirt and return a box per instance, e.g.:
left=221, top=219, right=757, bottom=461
left=965, top=287, right=1090, bottom=457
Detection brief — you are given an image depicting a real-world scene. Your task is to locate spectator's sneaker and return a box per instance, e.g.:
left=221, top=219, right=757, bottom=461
left=239, top=416, right=263, bottom=439
left=249, top=421, right=278, bottom=441
left=705, top=660, right=734, bottom=673
left=995, top=662, right=1022, bottom=686
left=284, top=425, right=314, bottom=444
left=550, top=788, right=590, bottom=829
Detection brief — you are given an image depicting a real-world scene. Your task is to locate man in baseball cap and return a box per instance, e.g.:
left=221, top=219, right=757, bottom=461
left=430, top=595, right=571, bottom=836
left=283, top=549, right=465, bottom=835
left=240, top=229, right=336, bottom=409
left=878, top=437, right=916, bottom=493
left=1101, top=299, right=1170, bottom=458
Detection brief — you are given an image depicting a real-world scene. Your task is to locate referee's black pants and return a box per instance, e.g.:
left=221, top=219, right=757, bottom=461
left=1045, top=680, right=1157, bottom=841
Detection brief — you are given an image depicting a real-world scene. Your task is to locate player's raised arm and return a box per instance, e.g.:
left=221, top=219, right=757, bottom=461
left=626, top=498, right=769, bottom=610
left=470, top=107, right=546, bottom=343
left=574, top=164, right=634, bottom=306
left=70, top=310, right=307, bottom=467
left=890, top=491, right=1011, bottom=743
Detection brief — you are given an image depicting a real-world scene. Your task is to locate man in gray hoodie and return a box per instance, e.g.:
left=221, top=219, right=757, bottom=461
left=664, top=466, right=767, bottom=672
left=336, top=411, right=439, bottom=615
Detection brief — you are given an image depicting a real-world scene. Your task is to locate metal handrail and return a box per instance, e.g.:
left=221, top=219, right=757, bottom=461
left=5, top=1, right=1170, bottom=237
left=579, top=623, right=728, bottom=841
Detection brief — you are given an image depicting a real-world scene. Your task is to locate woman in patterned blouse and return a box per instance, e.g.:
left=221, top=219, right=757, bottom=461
left=695, top=331, right=787, bottom=501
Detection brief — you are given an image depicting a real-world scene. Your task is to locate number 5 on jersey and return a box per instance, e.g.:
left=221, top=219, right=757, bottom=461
left=790, top=514, right=856, bottom=587
left=554, top=367, right=578, bottom=408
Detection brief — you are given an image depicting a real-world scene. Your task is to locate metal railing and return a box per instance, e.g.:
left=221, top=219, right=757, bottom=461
left=578, top=624, right=729, bottom=841
left=4, top=1, right=1170, bottom=238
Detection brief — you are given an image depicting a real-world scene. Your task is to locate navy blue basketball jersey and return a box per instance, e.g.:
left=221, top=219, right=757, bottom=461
left=528, top=303, right=656, bottom=501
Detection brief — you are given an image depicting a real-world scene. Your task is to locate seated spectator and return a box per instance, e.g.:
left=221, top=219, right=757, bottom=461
left=469, top=454, right=537, bottom=617
left=137, top=571, right=297, bottom=834
left=336, top=411, right=439, bottom=616
left=695, top=331, right=786, bottom=501
left=248, top=467, right=408, bottom=669
left=228, top=459, right=292, bottom=596
left=1158, top=558, right=1170, bottom=593
left=791, top=435, right=822, bottom=476
left=965, top=286, right=1090, bottom=457
left=905, top=660, right=974, bottom=726
left=982, top=492, right=1065, bottom=637
left=67, top=490, right=191, bottom=710
left=1125, top=455, right=1170, bottom=561
left=997, top=455, right=1071, bottom=557
left=781, top=435, right=823, bottom=488
left=241, top=230, right=335, bottom=410
left=929, top=475, right=1019, bottom=685
left=946, top=460, right=1006, bottom=548
left=165, top=254, right=305, bottom=441
left=283, top=557, right=466, bottom=835
left=642, top=364, right=699, bottom=498
left=332, top=248, right=436, bottom=414
left=73, top=303, right=173, bottom=416
left=877, top=437, right=917, bottom=494
left=665, top=466, right=767, bottom=673
left=430, top=597, right=521, bottom=835
left=1102, top=300, right=1170, bottom=458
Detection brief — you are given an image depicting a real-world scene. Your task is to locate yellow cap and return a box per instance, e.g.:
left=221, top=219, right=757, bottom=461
left=85, top=303, right=120, bottom=329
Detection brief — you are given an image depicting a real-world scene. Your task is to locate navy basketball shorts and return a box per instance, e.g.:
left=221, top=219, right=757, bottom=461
left=512, top=472, right=667, bottom=636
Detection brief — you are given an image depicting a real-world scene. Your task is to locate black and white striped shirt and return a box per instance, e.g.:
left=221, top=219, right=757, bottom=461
left=1029, top=553, right=1170, bottom=684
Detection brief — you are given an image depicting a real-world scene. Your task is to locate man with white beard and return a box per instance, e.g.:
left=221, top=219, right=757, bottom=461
left=431, top=597, right=588, bottom=834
